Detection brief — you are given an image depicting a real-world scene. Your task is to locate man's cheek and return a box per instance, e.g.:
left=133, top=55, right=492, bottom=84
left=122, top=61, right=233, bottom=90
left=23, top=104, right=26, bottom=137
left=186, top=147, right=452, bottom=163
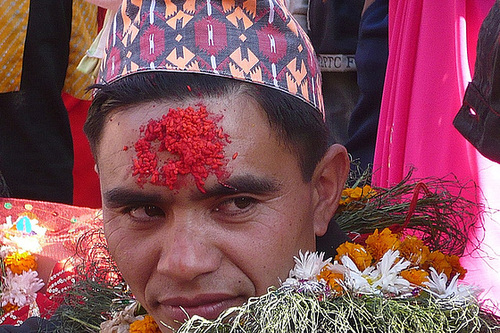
left=104, top=220, right=141, bottom=266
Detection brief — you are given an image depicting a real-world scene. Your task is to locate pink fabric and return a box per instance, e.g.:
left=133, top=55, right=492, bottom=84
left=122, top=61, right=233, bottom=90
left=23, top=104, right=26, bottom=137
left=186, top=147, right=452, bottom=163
left=373, top=0, right=500, bottom=308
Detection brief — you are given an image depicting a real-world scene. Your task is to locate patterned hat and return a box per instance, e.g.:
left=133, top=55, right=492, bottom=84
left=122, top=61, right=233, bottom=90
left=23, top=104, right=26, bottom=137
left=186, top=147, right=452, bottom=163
left=98, top=0, right=324, bottom=115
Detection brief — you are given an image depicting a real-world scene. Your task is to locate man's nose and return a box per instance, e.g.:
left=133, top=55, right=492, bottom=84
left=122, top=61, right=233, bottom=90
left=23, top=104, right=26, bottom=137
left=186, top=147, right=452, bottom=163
left=156, top=211, right=221, bottom=281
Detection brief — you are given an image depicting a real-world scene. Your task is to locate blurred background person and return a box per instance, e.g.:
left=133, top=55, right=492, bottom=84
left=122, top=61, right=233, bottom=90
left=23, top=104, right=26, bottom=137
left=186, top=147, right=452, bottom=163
left=0, top=0, right=102, bottom=207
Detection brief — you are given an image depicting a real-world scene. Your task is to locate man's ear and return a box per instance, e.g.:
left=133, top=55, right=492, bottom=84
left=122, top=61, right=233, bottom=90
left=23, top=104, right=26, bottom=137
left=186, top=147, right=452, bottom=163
left=311, top=144, right=349, bottom=237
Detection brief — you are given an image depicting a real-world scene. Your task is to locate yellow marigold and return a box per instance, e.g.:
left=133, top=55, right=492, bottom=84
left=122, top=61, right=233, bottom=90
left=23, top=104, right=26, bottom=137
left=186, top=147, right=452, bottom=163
left=129, top=315, right=161, bottom=333
left=365, top=228, right=401, bottom=261
left=399, top=236, right=430, bottom=266
left=362, top=185, right=377, bottom=198
left=317, top=266, right=344, bottom=295
left=349, top=187, right=364, bottom=200
left=424, top=250, right=453, bottom=278
left=339, top=188, right=354, bottom=205
left=335, top=241, right=373, bottom=270
left=447, top=254, right=467, bottom=279
left=4, top=252, right=37, bottom=274
left=339, top=185, right=376, bottom=205
left=2, top=303, right=18, bottom=313
left=401, top=268, right=429, bottom=286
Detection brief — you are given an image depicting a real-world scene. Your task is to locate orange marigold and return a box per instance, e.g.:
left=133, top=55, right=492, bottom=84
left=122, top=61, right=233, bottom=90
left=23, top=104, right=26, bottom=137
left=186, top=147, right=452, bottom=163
left=424, top=251, right=452, bottom=278
left=317, top=266, right=344, bottom=295
left=362, top=185, right=377, bottom=198
left=399, top=235, right=430, bottom=266
left=365, top=228, right=401, bottom=261
left=4, top=252, right=37, bottom=274
left=401, top=268, right=429, bottom=286
left=339, top=185, right=376, bottom=205
left=129, top=315, right=161, bottom=333
left=447, top=254, right=467, bottom=279
left=335, top=241, right=373, bottom=270
left=339, top=188, right=355, bottom=205
left=2, top=303, right=18, bottom=313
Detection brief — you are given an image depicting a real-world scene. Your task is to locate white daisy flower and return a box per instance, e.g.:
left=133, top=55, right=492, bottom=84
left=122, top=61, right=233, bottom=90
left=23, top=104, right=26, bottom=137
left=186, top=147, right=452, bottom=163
left=369, top=250, right=411, bottom=295
left=288, top=251, right=331, bottom=281
left=339, top=256, right=373, bottom=294
left=1, top=270, right=44, bottom=308
left=281, top=277, right=301, bottom=289
left=424, top=267, right=476, bottom=303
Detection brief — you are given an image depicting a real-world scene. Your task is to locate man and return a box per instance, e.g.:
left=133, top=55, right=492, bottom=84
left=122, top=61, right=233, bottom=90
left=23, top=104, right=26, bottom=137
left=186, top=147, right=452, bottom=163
left=0, top=0, right=349, bottom=331
left=86, top=0, right=349, bottom=329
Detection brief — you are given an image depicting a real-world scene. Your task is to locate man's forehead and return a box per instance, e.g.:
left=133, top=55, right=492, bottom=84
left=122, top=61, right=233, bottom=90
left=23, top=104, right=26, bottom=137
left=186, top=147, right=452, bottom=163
left=98, top=97, right=276, bottom=195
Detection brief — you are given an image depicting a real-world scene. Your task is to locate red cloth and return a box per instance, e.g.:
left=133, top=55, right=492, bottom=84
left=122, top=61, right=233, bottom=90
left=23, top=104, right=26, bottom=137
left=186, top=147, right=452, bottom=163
left=0, top=293, right=59, bottom=325
left=63, top=92, right=102, bottom=208
left=0, top=198, right=102, bottom=324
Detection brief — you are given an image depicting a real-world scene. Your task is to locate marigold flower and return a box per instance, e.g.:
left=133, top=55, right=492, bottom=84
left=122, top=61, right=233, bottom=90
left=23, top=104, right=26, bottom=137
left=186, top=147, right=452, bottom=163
left=339, top=185, right=377, bottom=206
left=339, top=188, right=353, bottom=205
left=365, top=228, right=401, bottom=261
left=446, top=254, right=467, bottom=279
left=2, top=302, right=18, bottom=313
left=399, top=236, right=430, bottom=266
left=362, top=185, right=377, bottom=198
left=349, top=187, right=363, bottom=200
left=335, top=242, right=373, bottom=270
left=317, top=266, right=344, bottom=295
left=424, top=251, right=452, bottom=278
left=4, top=252, right=37, bottom=274
left=129, top=315, right=161, bottom=333
left=401, top=268, right=429, bottom=286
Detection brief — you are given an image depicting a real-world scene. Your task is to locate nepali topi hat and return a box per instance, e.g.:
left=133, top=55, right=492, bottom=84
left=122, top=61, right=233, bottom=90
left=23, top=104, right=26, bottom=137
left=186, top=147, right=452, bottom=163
left=98, top=0, right=324, bottom=115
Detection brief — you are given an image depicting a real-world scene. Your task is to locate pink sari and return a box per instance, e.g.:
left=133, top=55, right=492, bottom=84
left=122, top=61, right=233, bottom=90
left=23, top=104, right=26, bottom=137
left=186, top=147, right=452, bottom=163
left=373, top=0, right=500, bottom=308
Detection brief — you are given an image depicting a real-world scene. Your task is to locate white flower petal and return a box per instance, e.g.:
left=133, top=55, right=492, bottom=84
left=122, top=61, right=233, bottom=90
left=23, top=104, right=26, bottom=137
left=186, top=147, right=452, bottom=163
left=288, top=251, right=331, bottom=281
left=1, top=270, right=44, bottom=308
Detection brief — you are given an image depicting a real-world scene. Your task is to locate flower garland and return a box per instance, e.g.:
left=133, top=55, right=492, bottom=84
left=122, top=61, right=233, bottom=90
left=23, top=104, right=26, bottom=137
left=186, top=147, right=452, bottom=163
left=0, top=213, right=46, bottom=316
left=177, top=229, right=496, bottom=332
left=284, top=228, right=470, bottom=301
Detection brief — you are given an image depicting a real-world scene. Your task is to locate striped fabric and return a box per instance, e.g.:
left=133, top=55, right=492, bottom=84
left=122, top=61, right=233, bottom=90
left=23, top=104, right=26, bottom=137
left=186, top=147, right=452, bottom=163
left=64, top=0, right=99, bottom=100
left=99, top=0, right=324, bottom=115
left=0, top=0, right=30, bottom=93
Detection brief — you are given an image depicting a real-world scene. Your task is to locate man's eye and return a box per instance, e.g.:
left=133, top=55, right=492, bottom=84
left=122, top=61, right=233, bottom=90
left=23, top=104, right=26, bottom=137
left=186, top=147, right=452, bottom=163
left=214, top=197, right=257, bottom=216
left=233, top=197, right=255, bottom=209
left=127, top=205, right=165, bottom=219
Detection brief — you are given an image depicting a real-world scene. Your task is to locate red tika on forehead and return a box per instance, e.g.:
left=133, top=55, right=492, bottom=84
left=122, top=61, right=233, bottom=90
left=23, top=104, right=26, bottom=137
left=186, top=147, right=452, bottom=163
left=132, top=105, right=230, bottom=192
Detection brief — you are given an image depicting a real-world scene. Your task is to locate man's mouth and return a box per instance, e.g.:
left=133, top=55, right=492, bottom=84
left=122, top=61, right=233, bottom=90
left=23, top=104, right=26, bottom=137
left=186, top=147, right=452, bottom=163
left=159, top=294, right=246, bottom=325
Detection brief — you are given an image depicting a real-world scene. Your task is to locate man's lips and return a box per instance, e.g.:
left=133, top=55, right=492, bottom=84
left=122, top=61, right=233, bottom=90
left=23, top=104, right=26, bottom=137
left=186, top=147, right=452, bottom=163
left=159, top=294, right=246, bottom=325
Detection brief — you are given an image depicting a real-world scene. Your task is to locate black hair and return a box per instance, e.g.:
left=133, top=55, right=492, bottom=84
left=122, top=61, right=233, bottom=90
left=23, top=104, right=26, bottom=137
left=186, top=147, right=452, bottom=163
left=84, top=72, right=328, bottom=181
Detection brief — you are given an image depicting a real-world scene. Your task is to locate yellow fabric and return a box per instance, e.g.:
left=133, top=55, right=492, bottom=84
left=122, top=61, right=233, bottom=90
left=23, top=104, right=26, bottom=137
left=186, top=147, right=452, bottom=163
left=64, top=0, right=98, bottom=100
left=0, top=0, right=30, bottom=93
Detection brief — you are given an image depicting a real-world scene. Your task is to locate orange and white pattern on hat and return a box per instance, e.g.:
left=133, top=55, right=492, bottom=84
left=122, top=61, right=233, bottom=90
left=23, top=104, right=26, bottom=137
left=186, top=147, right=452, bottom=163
left=99, top=0, right=324, bottom=115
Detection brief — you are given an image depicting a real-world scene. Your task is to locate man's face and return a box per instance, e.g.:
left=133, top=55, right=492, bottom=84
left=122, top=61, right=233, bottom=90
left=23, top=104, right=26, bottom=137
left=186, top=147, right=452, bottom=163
left=97, top=93, right=340, bottom=330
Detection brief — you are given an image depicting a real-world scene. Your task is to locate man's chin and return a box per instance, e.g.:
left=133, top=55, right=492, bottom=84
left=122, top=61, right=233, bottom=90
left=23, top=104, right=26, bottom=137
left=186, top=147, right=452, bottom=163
left=154, top=295, right=248, bottom=329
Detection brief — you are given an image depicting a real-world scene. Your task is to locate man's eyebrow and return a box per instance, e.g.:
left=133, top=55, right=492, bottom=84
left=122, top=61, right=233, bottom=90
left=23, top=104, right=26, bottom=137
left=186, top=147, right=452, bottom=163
left=103, top=188, right=164, bottom=208
left=192, top=175, right=282, bottom=200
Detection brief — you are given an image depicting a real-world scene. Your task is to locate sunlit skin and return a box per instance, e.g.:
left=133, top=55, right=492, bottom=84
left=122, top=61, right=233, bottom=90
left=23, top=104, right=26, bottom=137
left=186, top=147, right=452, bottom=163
left=96, top=92, right=349, bottom=330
